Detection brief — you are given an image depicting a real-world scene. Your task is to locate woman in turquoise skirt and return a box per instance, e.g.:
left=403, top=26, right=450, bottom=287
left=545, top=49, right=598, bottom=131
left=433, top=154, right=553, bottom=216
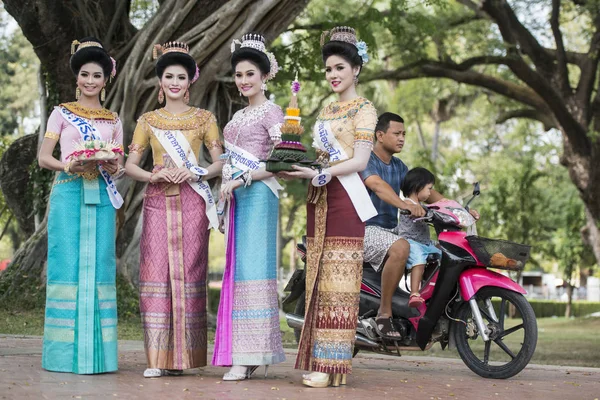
left=38, top=37, right=124, bottom=374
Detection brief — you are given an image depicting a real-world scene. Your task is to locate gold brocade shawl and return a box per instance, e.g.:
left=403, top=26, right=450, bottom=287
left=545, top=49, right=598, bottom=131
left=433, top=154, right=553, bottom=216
left=60, top=102, right=117, bottom=121
left=129, top=107, right=222, bottom=166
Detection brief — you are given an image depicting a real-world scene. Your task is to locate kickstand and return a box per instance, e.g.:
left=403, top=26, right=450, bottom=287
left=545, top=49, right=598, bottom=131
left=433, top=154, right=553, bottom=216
left=393, top=340, right=402, bottom=357
left=380, top=338, right=389, bottom=353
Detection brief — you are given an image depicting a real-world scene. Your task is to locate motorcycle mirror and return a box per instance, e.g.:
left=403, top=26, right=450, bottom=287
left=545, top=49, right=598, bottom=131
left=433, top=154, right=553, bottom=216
left=473, top=182, right=480, bottom=196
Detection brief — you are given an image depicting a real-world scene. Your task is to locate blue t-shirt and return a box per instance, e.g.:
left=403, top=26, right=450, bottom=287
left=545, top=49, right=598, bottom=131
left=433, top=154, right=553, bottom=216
left=361, top=152, right=408, bottom=229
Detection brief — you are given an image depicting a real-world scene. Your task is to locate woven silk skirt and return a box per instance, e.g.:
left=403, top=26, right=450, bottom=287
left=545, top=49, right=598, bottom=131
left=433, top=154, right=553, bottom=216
left=213, top=181, right=285, bottom=366
left=42, top=173, right=118, bottom=374
left=295, top=178, right=365, bottom=374
left=139, top=182, right=210, bottom=370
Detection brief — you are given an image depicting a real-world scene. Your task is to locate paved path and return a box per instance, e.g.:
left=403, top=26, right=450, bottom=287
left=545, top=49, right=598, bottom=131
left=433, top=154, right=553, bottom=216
left=1, top=335, right=598, bottom=400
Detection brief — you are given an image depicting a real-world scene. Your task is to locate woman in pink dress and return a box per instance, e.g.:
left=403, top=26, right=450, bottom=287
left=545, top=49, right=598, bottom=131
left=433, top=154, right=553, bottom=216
left=125, top=41, right=223, bottom=378
left=38, top=37, right=123, bottom=374
left=212, top=33, right=285, bottom=381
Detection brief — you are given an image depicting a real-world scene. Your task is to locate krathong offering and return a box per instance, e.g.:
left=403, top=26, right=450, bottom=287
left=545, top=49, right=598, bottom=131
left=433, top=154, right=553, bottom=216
left=264, top=74, right=317, bottom=172
left=67, top=139, right=124, bottom=162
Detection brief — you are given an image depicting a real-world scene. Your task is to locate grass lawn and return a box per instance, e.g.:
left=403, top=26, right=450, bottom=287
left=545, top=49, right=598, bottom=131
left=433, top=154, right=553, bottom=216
left=2, top=310, right=599, bottom=368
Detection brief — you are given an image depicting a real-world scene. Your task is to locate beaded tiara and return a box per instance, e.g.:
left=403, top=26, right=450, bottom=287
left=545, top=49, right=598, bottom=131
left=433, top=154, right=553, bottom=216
left=71, top=40, right=103, bottom=55
left=153, top=41, right=200, bottom=83
left=231, top=33, right=280, bottom=81
left=320, top=26, right=357, bottom=46
left=320, top=26, right=369, bottom=64
left=153, top=41, right=190, bottom=59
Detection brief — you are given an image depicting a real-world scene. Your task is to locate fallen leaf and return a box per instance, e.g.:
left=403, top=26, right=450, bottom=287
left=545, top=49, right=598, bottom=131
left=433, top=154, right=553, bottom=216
left=271, top=386, right=279, bottom=390
left=183, top=388, right=189, bottom=392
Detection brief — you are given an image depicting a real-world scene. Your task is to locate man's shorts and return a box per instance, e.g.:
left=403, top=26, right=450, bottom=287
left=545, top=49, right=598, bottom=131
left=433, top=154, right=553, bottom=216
left=363, top=225, right=405, bottom=272
left=405, top=239, right=442, bottom=270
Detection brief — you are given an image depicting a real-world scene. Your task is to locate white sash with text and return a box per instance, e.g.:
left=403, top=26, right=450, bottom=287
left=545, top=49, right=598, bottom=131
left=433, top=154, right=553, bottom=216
left=313, top=120, right=377, bottom=222
left=224, top=140, right=282, bottom=198
left=151, top=127, right=218, bottom=230
left=58, top=106, right=124, bottom=209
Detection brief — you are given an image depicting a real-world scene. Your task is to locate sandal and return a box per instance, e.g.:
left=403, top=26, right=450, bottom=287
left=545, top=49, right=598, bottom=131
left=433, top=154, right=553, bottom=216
left=372, top=316, right=402, bottom=340
left=164, top=369, right=183, bottom=376
left=409, top=293, right=424, bottom=308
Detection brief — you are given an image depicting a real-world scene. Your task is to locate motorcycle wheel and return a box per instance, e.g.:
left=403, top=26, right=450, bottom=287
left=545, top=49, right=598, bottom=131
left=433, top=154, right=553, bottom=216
left=452, top=287, right=537, bottom=379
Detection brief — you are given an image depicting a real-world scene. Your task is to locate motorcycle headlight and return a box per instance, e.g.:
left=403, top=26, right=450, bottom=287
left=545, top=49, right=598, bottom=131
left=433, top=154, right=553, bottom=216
left=449, top=208, right=476, bottom=228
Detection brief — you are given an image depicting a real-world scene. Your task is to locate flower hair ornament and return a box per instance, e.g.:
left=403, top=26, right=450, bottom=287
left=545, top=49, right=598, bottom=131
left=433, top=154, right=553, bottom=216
left=230, top=33, right=280, bottom=81
left=320, top=26, right=369, bottom=64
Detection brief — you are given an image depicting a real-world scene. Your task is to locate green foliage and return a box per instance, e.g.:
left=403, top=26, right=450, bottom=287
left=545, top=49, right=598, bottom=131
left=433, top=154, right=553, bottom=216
left=116, top=273, right=140, bottom=319
left=0, top=5, right=39, bottom=136
left=129, top=0, right=159, bottom=29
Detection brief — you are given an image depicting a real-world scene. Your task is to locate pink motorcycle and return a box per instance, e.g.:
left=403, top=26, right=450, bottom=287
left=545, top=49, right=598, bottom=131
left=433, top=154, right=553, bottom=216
left=285, top=183, right=537, bottom=379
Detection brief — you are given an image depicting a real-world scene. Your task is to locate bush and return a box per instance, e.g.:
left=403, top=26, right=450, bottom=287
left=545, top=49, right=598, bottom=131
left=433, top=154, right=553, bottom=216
left=491, top=299, right=600, bottom=318
left=527, top=300, right=600, bottom=318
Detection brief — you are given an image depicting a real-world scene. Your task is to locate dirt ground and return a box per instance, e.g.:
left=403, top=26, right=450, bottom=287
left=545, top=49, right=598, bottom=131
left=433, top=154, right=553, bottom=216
left=1, top=335, right=598, bottom=400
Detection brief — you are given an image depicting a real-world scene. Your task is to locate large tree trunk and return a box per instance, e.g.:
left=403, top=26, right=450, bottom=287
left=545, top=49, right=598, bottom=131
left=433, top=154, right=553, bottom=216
left=0, top=0, right=309, bottom=308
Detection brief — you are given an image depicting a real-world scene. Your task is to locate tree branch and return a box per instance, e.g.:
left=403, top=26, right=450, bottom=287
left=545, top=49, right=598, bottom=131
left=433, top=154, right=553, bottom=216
left=550, top=0, right=571, bottom=94
left=104, top=0, right=131, bottom=49
left=496, top=108, right=557, bottom=131
left=479, top=0, right=554, bottom=74
left=577, top=14, right=600, bottom=120
left=365, top=59, right=548, bottom=111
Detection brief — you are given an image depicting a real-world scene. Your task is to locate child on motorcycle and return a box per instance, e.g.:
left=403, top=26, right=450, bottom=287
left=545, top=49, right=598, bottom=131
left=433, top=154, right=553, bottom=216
left=399, top=167, right=442, bottom=308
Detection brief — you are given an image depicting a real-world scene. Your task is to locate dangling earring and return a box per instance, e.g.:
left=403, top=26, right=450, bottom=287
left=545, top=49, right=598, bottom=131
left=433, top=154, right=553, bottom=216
left=239, top=90, right=242, bottom=97
left=353, top=75, right=359, bottom=85
left=76, top=87, right=81, bottom=100
left=100, top=88, right=106, bottom=102
left=261, top=81, right=267, bottom=94
left=183, top=90, right=190, bottom=105
left=158, top=87, right=164, bottom=104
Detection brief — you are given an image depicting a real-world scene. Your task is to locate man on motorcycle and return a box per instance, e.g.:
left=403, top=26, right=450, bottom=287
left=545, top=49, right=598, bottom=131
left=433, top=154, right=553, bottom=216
left=361, top=112, right=478, bottom=339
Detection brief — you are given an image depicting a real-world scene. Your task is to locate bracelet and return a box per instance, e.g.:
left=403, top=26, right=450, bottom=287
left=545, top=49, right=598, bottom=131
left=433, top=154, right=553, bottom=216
left=311, top=169, right=332, bottom=187
left=243, top=170, right=252, bottom=187
left=63, top=161, right=73, bottom=175
left=149, top=172, right=155, bottom=183
left=190, top=166, right=208, bottom=182
left=111, top=165, right=125, bottom=179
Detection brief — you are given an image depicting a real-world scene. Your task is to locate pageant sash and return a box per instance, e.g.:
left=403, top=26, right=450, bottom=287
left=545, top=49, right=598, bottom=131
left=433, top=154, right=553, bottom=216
left=151, top=126, right=219, bottom=230
left=224, top=140, right=283, bottom=198
left=313, top=120, right=377, bottom=222
left=58, top=106, right=124, bottom=209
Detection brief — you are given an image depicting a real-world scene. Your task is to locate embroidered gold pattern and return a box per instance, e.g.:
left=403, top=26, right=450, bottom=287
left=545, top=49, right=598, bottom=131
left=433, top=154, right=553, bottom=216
left=128, top=143, right=146, bottom=155
left=45, top=131, right=60, bottom=140
left=295, top=185, right=365, bottom=375
left=205, top=139, right=223, bottom=150
left=144, top=108, right=214, bottom=132
left=60, top=102, right=117, bottom=121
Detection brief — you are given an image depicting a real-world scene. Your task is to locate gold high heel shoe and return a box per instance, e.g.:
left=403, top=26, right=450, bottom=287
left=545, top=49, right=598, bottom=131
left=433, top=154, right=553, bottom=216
left=302, top=372, right=345, bottom=388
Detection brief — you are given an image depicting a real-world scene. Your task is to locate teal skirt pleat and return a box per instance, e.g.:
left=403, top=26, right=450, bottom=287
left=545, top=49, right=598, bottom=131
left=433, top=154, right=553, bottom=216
left=42, top=173, right=118, bottom=374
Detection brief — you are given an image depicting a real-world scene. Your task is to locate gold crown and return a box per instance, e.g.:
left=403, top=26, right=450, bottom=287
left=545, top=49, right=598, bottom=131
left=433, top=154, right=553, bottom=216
left=153, top=41, right=190, bottom=60
left=71, top=40, right=104, bottom=55
left=320, top=26, right=357, bottom=47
